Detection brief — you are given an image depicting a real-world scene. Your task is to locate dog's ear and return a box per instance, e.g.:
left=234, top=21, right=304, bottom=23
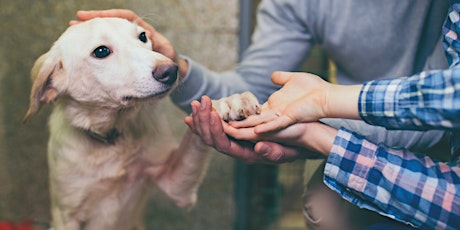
left=23, top=49, right=65, bottom=123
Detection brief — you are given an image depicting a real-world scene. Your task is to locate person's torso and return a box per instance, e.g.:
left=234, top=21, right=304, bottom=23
left=304, top=0, right=449, bottom=84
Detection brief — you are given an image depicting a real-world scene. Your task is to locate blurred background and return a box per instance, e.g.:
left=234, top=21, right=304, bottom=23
left=0, top=0, right=328, bottom=229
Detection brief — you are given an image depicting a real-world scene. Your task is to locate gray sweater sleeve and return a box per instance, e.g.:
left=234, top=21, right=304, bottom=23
left=170, top=0, right=314, bottom=113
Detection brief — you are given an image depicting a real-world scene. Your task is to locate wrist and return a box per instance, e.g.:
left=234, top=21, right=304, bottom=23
left=301, top=123, right=337, bottom=156
left=325, top=84, right=361, bottom=120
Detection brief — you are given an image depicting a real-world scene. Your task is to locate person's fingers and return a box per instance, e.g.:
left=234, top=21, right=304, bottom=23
left=230, top=142, right=260, bottom=164
left=184, top=116, right=195, bottom=131
left=68, top=20, right=80, bottom=26
left=254, top=141, right=302, bottom=163
left=151, top=35, right=175, bottom=60
left=195, top=96, right=213, bottom=145
left=224, top=124, right=301, bottom=164
left=222, top=122, right=258, bottom=140
left=76, top=10, right=104, bottom=20
left=206, top=115, right=265, bottom=164
left=229, top=111, right=279, bottom=128
left=75, top=10, right=155, bottom=36
left=270, top=71, right=293, bottom=86
left=77, top=9, right=157, bottom=33
left=76, top=9, right=137, bottom=21
left=190, top=100, right=203, bottom=134
left=253, top=115, right=294, bottom=134
left=208, top=113, right=232, bottom=152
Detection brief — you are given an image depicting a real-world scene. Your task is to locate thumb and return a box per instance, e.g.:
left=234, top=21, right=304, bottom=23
left=254, top=141, right=299, bottom=164
left=271, top=71, right=293, bottom=86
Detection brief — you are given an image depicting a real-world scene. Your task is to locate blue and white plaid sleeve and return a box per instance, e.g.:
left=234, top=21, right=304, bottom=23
left=324, top=2, right=460, bottom=230
left=359, top=68, right=460, bottom=130
left=324, top=128, right=460, bottom=229
left=359, top=3, right=460, bottom=130
left=444, top=1, right=460, bottom=67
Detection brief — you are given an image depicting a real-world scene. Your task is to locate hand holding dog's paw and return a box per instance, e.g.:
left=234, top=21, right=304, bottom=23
left=211, top=92, right=261, bottom=121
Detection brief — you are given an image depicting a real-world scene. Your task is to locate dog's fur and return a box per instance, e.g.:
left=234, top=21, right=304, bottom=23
left=24, top=17, right=259, bottom=230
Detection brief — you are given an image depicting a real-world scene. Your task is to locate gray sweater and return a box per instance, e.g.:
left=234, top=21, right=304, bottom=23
left=171, top=0, right=449, bottom=152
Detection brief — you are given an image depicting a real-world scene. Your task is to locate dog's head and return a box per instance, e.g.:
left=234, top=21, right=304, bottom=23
left=24, top=17, right=178, bottom=122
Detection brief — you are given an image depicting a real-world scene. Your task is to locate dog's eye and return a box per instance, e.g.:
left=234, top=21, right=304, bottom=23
left=92, top=46, right=111, bottom=59
left=138, top=32, right=147, bottom=43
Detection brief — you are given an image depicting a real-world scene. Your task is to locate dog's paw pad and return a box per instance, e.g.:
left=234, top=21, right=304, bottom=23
left=212, top=91, right=260, bottom=121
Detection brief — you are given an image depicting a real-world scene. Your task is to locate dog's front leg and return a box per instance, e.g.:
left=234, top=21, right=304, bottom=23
left=152, top=91, right=260, bottom=209
left=51, top=205, right=82, bottom=230
left=152, top=129, right=211, bottom=209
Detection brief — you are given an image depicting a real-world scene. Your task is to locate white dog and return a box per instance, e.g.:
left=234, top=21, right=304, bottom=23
left=24, top=17, right=260, bottom=230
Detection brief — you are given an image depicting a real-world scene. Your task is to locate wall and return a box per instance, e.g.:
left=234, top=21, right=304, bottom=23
left=0, top=0, right=238, bottom=229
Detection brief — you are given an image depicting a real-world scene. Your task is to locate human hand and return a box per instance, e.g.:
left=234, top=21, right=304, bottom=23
left=232, top=71, right=361, bottom=133
left=224, top=120, right=336, bottom=156
left=232, top=71, right=331, bottom=133
left=184, top=96, right=318, bottom=164
left=69, top=10, right=178, bottom=62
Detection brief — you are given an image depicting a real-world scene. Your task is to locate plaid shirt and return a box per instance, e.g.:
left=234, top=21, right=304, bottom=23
left=324, top=2, right=460, bottom=229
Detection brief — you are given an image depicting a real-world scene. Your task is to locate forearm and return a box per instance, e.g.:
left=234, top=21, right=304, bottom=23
left=325, top=84, right=362, bottom=120
left=298, top=122, right=337, bottom=156
left=320, top=118, right=446, bottom=152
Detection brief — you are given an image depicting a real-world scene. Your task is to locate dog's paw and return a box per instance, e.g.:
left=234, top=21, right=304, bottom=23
left=212, top=91, right=260, bottom=121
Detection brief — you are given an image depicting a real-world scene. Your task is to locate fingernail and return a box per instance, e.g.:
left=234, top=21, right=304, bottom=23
left=191, top=104, right=197, bottom=115
left=200, top=97, right=207, bottom=110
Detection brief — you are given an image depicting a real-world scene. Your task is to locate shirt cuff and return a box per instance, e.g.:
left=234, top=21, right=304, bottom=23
left=324, top=128, right=377, bottom=195
left=359, top=78, right=404, bottom=127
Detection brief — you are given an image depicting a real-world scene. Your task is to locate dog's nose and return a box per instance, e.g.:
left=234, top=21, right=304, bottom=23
left=153, top=63, right=178, bottom=85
